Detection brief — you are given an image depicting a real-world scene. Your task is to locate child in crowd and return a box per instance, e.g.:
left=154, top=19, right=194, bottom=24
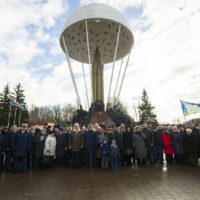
left=101, top=138, right=110, bottom=169
left=110, top=140, right=119, bottom=170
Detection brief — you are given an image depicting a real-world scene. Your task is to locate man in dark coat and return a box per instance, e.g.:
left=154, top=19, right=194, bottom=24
left=184, top=128, right=199, bottom=166
left=63, top=127, right=71, bottom=167
left=84, top=124, right=98, bottom=168
left=12, top=125, right=31, bottom=173
left=153, top=126, right=163, bottom=164
left=56, top=128, right=67, bottom=166
left=172, top=126, right=184, bottom=164
left=142, top=123, right=153, bottom=165
left=0, top=129, right=5, bottom=172
left=123, top=126, right=134, bottom=166
left=5, top=125, right=16, bottom=172
left=33, top=128, right=45, bottom=169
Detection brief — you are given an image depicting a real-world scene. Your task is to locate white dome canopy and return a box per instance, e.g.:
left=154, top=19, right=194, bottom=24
left=60, top=3, right=134, bottom=64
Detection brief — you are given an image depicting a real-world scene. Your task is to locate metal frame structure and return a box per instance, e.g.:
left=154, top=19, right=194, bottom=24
left=62, top=36, right=81, bottom=106
left=85, top=20, right=93, bottom=104
left=82, top=62, right=89, bottom=109
left=116, top=51, right=132, bottom=101
left=107, top=24, right=121, bottom=104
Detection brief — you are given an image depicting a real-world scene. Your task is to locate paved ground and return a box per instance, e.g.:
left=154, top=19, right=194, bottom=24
left=1, top=164, right=200, bottom=200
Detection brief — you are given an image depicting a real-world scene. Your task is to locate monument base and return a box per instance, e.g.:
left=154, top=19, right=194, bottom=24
left=89, top=111, right=115, bottom=128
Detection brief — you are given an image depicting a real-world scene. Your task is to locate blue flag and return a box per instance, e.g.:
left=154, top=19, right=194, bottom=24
left=180, top=100, right=200, bottom=117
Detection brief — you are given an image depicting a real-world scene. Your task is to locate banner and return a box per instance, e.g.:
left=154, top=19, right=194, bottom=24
left=180, top=100, right=200, bottom=117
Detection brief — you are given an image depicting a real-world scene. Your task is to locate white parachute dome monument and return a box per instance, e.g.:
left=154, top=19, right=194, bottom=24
left=60, top=3, right=134, bottom=111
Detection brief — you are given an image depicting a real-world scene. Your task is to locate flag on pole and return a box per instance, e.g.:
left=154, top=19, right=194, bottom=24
left=180, top=100, right=200, bottom=117
left=16, top=102, right=21, bottom=110
left=11, top=100, right=21, bottom=110
left=11, top=99, right=17, bottom=107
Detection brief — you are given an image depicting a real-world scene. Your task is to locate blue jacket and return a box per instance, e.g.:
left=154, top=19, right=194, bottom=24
left=0, top=134, right=5, bottom=153
left=101, top=143, right=110, bottom=156
left=172, top=132, right=184, bottom=154
left=84, top=131, right=98, bottom=152
left=12, top=131, right=31, bottom=157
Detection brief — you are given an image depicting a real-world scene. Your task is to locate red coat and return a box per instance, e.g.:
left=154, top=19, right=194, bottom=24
left=162, top=132, right=174, bottom=155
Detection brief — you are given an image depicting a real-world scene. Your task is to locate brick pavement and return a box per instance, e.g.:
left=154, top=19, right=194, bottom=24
left=0, top=164, right=200, bottom=200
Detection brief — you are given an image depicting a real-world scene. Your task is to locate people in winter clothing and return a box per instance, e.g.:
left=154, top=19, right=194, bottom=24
left=56, top=129, right=67, bottom=166
left=44, top=131, right=56, bottom=168
left=84, top=124, right=98, bottom=168
left=184, top=128, right=199, bottom=166
left=142, top=123, right=153, bottom=164
left=152, top=126, right=163, bottom=164
left=123, top=126, right=134, bottom=166
left=33, top=128, right=45, bottom=169
left=172, top=126, right=184, bottom=164
left=110, top=140, right=119, bottom=170
left=12, top=125, right=31, bottom=173
left=0, top=130, right=5, bottom=172
left=69, top=123, right=83, bottom=168
left=162, top=128, right=174, bottom=165
left=5, top=125, right=16, bottom=171
left=133, top=126, right=147, bottom=166
left=101, top=138, right=110, bottom=169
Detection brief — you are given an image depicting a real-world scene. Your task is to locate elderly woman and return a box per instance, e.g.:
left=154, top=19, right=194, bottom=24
left=133, top=126, right=147, bottom=166
left=69, top=123, right=83, bottom=168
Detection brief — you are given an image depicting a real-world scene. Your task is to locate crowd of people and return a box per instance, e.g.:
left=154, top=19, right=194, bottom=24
left=0, top=122, right=200, bottom=173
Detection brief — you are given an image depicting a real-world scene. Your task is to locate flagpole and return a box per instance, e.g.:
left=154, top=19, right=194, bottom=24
left=18, top=108, right=21, bottom=127
left=7, top=100, right=12, bottom=128
left=13, top=107, right=17, bottom=125
left=183, top=115, right=186, bottom=125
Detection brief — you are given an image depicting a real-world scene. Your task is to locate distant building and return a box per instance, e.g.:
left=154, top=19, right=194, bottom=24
left=29, top=122, right=55, bottom=129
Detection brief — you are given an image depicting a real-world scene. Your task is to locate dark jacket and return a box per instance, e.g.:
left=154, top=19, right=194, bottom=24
left=113, top=131, right=123, bottom=151
left=4, top=132, right=13, bottom=151
left=33, top=133, right=45, bottom=158
left=0, top=134, right=5, bottom=153
left=172, top=132, right=184, bottom=154
left=69, top=131, right=83, bottom=152
left=184, top=133, right=199, bottom=154
left=56, top=132, right=67, bottom=156
left=101, top=143, right=110, bottom=156
left=123, top=131, right=133, bottom=149
left=153, top=130, right=163, bottom=147
left=133, top=131, right=147, bottom=159
left=143, top=128, right=153, bottom=147
left=12, top=131, right=31, bottom=157
left=84, top=130, right=98, bottom=152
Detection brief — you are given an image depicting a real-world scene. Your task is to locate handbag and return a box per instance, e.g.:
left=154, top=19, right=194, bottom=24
left=42, top=151, right=50, bottom=165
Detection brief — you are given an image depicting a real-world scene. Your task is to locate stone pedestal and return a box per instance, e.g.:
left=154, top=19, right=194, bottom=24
left=89, top=111, right=114, bottom=128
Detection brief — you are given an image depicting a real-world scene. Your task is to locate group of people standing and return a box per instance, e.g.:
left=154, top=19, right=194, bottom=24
left=0, top=122, right=200, bottom=173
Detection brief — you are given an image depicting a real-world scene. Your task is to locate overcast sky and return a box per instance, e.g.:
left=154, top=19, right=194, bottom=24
left=0, top=0, right=200, bottom=123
